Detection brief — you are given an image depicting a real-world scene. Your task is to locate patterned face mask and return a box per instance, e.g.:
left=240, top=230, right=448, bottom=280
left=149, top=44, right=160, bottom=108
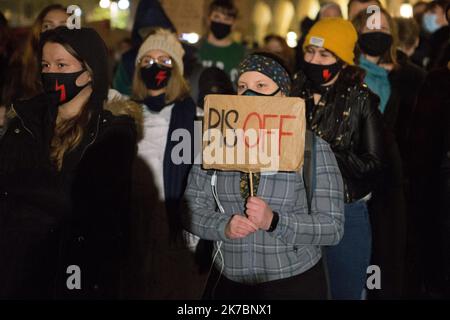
left=302, top=60, right=343, bottom=86
left=140, top=63, right=172, bottom=90
left=41, top=70, right=90, bottom=105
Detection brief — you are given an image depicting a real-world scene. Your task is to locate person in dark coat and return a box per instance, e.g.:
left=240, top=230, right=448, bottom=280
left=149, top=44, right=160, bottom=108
left=440, top=4, right=450, bottom=298
left=1, top=26, right=140, bottom=299
left=352, top=9, right=409, bottom=299
left=411, top=1, right=432, bottom=69
left=441, top=105, right=450, bottom=299
left=0, top=93, right=68, bottom=299
left=409, top=64, right=450, bottom=299
left=434, top=3, right=450, bottom=70
left=393, top=17, right=428, bottom=297
left=40, top=27, right=140, bottom=299
left=422, top=0, right=450, bottom=70
left=393, top=18, right=427, bottom=165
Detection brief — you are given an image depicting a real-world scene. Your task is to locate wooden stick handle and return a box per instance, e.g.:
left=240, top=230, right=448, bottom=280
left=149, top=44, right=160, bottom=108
left=249, top=171, right=254, bottom=197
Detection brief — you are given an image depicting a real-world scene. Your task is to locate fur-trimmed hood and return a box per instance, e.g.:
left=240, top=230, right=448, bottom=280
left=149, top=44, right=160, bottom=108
left=4, top=91, right=144, bottom=142
left=104, top=97, right=143, bottom=141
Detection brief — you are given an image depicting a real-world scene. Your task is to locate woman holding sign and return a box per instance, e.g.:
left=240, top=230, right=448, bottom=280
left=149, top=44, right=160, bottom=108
left=184, top=52, right=345, bottom=300
left=291, top=18, right=385, bottom=299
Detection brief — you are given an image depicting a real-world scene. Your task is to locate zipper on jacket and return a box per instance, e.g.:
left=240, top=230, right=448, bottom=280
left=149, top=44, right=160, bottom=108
left=79, top=114, right=101, bottom=161
left=344, top=183, right=349, bottom=202
left=11, top=104, right=35, bottom=139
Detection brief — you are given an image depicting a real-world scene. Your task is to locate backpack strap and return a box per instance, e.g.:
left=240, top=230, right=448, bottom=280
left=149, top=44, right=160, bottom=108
left=303, top=130, right=317, bottom=214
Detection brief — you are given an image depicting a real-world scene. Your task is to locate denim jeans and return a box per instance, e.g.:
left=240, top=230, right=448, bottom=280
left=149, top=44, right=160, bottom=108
left=325, top=200, right=372, bottom=300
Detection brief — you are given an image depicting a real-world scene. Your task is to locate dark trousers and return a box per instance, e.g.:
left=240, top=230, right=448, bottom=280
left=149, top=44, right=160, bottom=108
left=203, top=260, right=327, bottom=300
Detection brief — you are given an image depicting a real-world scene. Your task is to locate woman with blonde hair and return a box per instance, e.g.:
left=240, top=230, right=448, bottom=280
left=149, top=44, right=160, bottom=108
left=130, top=28, right=200, bottom=299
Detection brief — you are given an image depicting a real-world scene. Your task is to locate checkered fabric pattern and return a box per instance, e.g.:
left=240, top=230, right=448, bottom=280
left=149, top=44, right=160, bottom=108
left=184, top=136, right=345, bottom=284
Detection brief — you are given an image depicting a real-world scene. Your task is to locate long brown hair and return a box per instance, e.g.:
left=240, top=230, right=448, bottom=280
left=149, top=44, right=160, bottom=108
left=2, top=4, right=67, bottom=106
left=352, top=7, right=398, bottom=66
left=44, top=40, right=92, bottom=170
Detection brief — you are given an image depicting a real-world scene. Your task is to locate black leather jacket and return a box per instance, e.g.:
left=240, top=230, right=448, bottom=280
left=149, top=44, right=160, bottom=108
left=292, top=71, right=385, bottom=203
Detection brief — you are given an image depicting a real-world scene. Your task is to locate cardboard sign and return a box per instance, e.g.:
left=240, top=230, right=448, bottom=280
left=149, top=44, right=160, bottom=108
left=202, top=94, right=306, bottom=173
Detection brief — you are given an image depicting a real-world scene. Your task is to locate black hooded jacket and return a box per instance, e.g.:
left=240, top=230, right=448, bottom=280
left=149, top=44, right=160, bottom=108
left=0, top=94, right=68, bottom=299
left=0, top=27, right=140, bottom=299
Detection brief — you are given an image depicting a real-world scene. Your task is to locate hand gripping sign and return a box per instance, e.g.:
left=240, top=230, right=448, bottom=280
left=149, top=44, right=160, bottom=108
left=202, top=94, right=306, bottom=175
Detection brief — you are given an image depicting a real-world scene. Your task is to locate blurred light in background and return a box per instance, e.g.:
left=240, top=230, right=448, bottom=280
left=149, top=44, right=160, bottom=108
left=286, top=31, right=298, bottom=48
left=99, top=0, right=129, bottom=11
left=252, top=1, right=272, bottom=46
left=180, top=33, right=200, bottom=44
left=400, top=3, right=413, bottom=18
left=95, top=0, right=130, bottom=29
left=118, top=0, right=130, bottom=10
left=308, top=1, right=321, bottom=19
left=99, top=0, right=111, bottom=9
left=110, top=1, right=118, bottom=18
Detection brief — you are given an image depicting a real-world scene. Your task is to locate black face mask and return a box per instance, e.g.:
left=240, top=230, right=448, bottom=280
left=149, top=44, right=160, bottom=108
left=210, top=21, right=232, bottom=40
left=140, top=63, right=172, bottom=90
left=358, top=32, right=393, bottom=57
left=303, top=61, right=343, bottom=87
left=42, top=70, right=90, bottom=105
left=242, top=87, right=280, bottom=96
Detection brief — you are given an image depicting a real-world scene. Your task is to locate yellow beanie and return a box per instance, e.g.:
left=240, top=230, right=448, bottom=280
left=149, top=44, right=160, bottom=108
left=303, top=18, right=357, bottom=66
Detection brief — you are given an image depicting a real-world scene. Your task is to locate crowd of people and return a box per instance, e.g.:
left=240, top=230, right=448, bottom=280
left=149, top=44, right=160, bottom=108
left=0, top=0, right=449, bottom=300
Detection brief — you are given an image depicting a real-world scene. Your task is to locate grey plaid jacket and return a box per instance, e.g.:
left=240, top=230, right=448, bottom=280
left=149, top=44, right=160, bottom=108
left=184, top=136, right=344, bottom=284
